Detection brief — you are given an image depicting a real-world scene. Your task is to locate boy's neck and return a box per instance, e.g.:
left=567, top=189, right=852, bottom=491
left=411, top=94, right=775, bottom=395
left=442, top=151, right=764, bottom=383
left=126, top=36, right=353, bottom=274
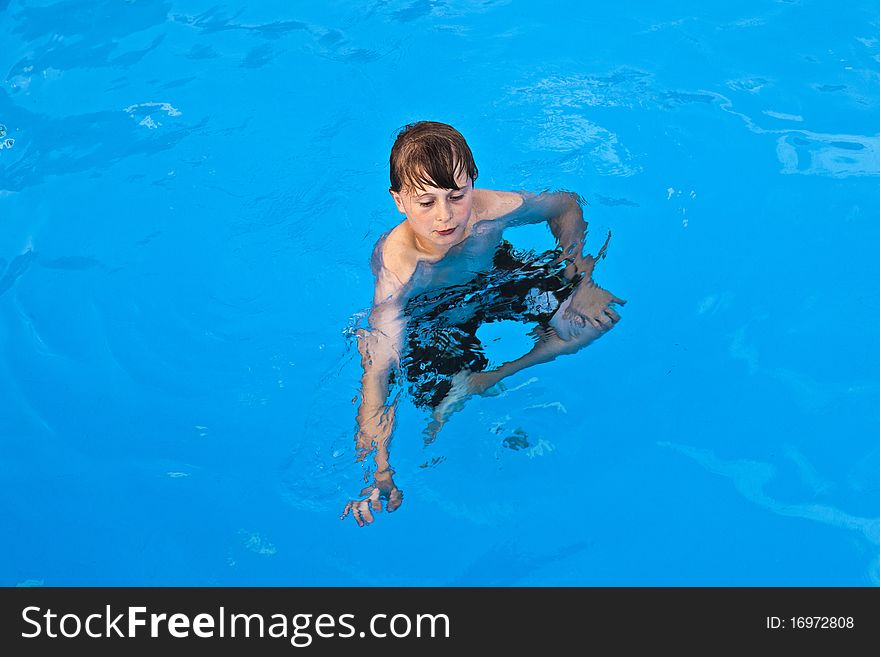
left=407, top=224, right=458, bottom=261
left=413, top=234, right=451, bottom=259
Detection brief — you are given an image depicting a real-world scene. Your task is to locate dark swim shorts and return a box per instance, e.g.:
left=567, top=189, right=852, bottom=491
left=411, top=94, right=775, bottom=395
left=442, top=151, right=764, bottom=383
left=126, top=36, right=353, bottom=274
left=397, top=240, right=576, bottom=410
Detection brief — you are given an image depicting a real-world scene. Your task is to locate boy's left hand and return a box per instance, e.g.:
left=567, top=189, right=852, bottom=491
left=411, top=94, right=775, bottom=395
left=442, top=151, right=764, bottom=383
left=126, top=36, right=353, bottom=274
left=561, top=279, right=625, bottom=331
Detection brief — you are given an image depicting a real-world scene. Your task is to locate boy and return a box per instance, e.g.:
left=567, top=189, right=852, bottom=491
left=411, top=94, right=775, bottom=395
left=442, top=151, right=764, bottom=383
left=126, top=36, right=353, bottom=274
left=341, top=121, right=625, bottom=527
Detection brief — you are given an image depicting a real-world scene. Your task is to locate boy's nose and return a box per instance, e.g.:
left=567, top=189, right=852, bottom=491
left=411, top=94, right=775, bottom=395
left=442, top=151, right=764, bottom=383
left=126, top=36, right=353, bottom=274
left=436, top=201, right=453, bottom=222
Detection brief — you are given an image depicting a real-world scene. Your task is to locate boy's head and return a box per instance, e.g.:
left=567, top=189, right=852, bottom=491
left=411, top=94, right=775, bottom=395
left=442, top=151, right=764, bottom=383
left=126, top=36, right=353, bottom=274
left=389, top=121, right=478, bottom=194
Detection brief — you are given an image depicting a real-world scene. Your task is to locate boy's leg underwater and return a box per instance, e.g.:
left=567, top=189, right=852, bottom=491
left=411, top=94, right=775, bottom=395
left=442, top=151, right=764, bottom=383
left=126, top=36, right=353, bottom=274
left=422, top=322, right=605, bottom=442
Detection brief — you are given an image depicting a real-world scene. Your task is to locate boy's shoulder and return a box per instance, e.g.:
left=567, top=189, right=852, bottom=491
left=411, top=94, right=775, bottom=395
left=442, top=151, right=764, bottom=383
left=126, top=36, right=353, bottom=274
left=369, top=225, right=419, bottom=302
left=376, top=225, right=417, bottom=272
left=473, top=188, right=525, bottom=222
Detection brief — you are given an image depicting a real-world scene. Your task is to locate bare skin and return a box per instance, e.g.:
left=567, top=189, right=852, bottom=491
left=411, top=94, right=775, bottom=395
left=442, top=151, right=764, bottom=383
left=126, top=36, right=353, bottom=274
left=340, top=169, right=625, bottom=527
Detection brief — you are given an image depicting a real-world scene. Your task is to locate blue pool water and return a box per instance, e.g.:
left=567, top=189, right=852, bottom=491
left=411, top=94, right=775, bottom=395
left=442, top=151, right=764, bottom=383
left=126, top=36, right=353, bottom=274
left=2, top=0, right=879, bottom=586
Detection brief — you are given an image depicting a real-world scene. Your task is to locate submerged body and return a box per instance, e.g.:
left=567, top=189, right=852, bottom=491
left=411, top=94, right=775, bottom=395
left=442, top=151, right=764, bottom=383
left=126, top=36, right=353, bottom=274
left=400, top=238, right=576, bottom=410
left=341, top=122, right=624, bottom=526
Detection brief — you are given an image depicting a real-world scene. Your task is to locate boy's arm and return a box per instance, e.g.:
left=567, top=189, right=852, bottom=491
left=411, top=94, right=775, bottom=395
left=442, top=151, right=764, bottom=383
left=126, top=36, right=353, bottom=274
left=342, top=245, right=413, bottom=526
left=499, top=191, right=599, bottom=283
left=355, top=297, right=404, bottom=466
left=496, top=190, right=624, bottom=326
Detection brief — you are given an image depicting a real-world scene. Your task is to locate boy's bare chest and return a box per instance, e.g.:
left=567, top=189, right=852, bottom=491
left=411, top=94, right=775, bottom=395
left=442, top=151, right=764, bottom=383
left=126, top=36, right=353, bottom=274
left=408, top=227, right=504, bottom=296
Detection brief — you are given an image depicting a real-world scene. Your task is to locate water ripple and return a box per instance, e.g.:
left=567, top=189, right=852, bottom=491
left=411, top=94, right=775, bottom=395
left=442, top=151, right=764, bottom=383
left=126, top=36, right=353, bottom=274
left=168, top=9, right=307, bottom=38
left=0, top=90, right=202, bottom=193
left=531, top=112, right=641, bottom=177
left=511, top=68, right=653, bottom=109
left=390, top=0, right=439, bottom=23
left=660, top=441, right=880, bottom=584
left=11, top=0, right=171, bottom=42
left=714, top=92, right=880, bottom=177
left=0, top=249, right=36, bottom=298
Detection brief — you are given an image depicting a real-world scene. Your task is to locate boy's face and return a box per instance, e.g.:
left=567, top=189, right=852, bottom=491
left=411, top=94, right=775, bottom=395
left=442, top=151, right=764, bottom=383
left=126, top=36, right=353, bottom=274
left=390, top=168, right=474, bottom=252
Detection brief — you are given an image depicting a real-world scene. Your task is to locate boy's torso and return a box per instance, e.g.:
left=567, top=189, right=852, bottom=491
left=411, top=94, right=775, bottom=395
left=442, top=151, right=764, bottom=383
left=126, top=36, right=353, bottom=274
left=376, top=189, right=524, bottom=302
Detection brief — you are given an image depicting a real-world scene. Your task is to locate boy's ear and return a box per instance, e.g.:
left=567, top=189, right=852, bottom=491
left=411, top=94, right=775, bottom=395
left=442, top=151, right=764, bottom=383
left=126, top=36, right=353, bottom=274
left=389, top=189, right=406, bottom=214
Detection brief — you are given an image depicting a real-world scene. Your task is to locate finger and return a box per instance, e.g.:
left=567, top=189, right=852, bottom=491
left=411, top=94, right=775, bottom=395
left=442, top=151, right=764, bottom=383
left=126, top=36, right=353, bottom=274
left=354, top=444, right=374, bottom=463
left=612, top=296, right=627, bottom=306
left=340, top=503, right=352, bottom=520
left=586, top=314, right=602, bottom=329
left=360, top=504, right=375, bottom=525
left=605, top=308, right=621, bottom=323
left=352, top=506, right=364, bottom=527
left=370, top=496, right=383, bottom=512
left=387, top=489, right=403, bottom=513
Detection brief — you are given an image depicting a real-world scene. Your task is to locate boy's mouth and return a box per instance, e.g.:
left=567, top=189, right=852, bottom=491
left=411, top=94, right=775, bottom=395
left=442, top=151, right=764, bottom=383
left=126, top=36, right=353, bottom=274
left=435, top=226, right=457, bottom=236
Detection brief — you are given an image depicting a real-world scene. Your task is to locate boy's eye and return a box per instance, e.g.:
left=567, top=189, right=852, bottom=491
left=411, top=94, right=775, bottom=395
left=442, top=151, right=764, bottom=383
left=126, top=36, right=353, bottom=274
left=418, top=200, right=434, bottom=207
left=450, top=195, right=464, bottom=201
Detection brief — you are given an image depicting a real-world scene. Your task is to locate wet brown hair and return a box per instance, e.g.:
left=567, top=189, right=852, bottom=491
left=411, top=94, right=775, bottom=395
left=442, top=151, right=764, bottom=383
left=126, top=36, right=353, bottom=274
left=389, top=121, right=478, bottom=193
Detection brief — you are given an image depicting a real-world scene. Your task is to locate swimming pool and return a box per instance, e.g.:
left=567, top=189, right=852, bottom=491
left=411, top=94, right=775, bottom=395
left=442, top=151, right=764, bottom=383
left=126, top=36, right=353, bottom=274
left=2, top=0, right=878, bottom=586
